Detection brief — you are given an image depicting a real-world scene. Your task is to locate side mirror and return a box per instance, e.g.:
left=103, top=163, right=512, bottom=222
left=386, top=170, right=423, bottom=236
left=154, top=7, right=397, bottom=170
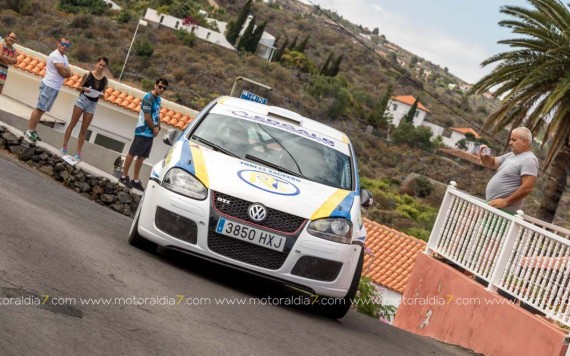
left=163, top=129, right=181, bottom=146
left=361, top=189, right=373, bottom=208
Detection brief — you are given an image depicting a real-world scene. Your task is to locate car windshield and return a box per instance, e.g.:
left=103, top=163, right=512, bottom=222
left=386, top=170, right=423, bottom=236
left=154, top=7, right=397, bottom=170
left=191, top=113, right=353, bottom=190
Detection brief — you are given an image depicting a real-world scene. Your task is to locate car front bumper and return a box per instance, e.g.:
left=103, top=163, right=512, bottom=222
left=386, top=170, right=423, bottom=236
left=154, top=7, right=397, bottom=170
left=136, top=181, right=362, bottom=298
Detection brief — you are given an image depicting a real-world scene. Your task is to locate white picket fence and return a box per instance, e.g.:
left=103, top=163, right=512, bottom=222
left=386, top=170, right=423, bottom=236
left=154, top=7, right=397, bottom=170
left=425, top=182, right=570, bottom=328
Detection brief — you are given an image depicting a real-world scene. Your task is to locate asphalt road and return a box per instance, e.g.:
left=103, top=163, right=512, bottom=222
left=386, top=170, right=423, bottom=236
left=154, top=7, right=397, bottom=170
left=0, top=149, right=474, bottom=355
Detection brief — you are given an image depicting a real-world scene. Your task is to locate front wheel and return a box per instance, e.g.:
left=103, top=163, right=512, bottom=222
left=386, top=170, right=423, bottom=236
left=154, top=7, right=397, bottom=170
left=128, top=195, right=158, bottom=252
left=318, top=247, right=364, bottom=319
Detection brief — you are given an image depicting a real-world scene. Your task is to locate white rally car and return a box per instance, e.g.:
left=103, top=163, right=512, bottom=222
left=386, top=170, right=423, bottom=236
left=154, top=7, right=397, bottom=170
left=129, top=96, right=372, bottom=318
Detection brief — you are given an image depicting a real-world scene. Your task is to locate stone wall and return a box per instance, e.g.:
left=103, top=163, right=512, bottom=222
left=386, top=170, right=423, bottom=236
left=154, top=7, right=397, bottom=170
left=0, top=125, right=140, bottom=217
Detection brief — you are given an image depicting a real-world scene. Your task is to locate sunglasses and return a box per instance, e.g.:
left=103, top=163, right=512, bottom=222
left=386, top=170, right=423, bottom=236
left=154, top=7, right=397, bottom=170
left=7, top=36, right=17, bottom=41
left=158, top=85, right=168, bottom=90
left=60, top=41, right=71, bottom=48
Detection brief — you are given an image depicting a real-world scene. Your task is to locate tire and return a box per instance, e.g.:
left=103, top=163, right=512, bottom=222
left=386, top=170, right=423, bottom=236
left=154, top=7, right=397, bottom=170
left=318, top=247, right=364, bottom=319
left=128, top=196, right=158, bottom=252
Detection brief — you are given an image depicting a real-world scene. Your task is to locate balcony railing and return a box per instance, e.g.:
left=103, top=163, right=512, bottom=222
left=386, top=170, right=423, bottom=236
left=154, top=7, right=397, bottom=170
left=425, top=182, right=570, bottom=328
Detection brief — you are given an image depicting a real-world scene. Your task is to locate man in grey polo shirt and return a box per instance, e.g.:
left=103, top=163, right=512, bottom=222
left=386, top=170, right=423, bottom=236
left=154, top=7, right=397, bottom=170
left=479, top=127, right=539, bottom=212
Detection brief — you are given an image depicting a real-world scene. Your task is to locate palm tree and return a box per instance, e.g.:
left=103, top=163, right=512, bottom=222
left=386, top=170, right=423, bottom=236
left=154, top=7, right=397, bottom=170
left=470, top=0, right=570, bottom=222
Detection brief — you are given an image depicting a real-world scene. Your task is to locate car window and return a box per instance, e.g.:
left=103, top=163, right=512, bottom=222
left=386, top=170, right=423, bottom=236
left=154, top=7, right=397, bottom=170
left=192, top=113, right=353, bottom=190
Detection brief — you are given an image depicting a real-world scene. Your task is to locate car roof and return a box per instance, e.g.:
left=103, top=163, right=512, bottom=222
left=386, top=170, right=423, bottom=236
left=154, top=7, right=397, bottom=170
left=215, top=96, right=350, bottom=144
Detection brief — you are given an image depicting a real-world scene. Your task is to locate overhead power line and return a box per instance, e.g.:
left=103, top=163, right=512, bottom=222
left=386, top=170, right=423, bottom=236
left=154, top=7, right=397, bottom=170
left=304, top=0, right=566, bottom=187
left=304, top=0, right=502, bottom=145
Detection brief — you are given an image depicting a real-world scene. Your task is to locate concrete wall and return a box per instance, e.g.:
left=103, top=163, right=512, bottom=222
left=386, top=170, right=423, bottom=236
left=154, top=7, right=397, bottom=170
left=421, top=121, right=443, bottom=138
left=4, top=67, right=175, bottom=162
left=443, top=131, right=465, bottom=148
left=442, top=131, right=478, bottom=152
left=393, top=253, right=569, bottom=356
left=2, top=41, right=200, bottom=187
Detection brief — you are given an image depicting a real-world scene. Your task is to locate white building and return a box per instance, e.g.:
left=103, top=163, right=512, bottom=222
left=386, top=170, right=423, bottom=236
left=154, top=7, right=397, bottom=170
left=387, top=95, right=429, bottom=127
left=143, top=9, right=276, bottom=60
left=421, top=121, right=444, bottom=137
left=442, top=127, right=481, bottom=153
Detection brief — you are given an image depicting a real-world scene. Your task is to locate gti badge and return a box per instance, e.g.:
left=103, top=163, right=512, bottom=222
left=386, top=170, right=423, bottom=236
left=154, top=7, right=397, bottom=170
left=248, top=203, right=267, bottom=222
left=217, top=197, right=231, bottom=205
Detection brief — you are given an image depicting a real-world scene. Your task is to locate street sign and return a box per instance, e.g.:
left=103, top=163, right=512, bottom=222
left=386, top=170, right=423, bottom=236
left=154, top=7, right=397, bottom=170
left=240, top=90, right=268, bottom=105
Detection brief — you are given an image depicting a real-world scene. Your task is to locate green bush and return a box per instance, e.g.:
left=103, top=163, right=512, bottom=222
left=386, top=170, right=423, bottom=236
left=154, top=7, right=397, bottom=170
left=280, top=50, right=317, bottom=73
left=176, top=29, right=197, bottom=47
left=409, top=176, right=433, bottom=198
left=4, top=0, right=34, bottom=15
left=59, top=0, right=108, bottom=15
left=116, top=10, right=132, bottom=24
left=361, top=176, right=438, bottom=241
left=403, top=227, right=431, bottom=241
left=392, top=122, right=434, bottom=151
left=70, top=14, right=92, bottom=29
left=353, top=276, right=397, bottom=321
left=134, top=40, right=154, bottom=57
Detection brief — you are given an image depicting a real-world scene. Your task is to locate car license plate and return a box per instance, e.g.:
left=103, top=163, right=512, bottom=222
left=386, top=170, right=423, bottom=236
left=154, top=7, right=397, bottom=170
left=215, top=218, right=286, bottom=252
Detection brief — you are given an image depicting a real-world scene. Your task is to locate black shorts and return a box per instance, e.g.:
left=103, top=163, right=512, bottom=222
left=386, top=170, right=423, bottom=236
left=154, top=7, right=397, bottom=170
left=128, top=135, right=154, bottom=158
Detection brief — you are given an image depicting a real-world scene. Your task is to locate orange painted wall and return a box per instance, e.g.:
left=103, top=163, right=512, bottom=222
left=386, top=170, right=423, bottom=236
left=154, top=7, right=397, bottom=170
left=393, top=253, right=569, bottom=356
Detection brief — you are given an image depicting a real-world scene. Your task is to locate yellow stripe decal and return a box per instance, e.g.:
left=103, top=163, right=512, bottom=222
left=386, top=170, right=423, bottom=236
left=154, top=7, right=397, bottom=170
left=190, top=143, right=209, bottom=188
left=311, top=189, right=350, bottom=220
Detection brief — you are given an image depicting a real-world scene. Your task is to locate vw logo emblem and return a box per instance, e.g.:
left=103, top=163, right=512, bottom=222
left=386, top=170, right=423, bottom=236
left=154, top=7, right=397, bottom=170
left=248, top=204, right=267, bottom=222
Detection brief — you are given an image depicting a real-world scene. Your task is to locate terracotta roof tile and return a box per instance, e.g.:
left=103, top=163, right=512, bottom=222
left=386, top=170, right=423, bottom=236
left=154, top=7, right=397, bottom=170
left=362, top=218, right=426, bottom=293
left=12, top=51, right=196, bottom=129
left=392, top=95, right=430, bottom=112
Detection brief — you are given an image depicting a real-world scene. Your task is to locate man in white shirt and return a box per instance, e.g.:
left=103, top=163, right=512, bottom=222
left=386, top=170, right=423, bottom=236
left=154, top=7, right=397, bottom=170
left=25, top=37, right=72, bottom=142
left=479, top=127, right=539, bottom=212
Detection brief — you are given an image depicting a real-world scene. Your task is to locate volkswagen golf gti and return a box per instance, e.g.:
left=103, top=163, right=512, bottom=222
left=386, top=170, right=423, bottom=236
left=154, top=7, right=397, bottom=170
left=129, top=96, right=372, bottom=318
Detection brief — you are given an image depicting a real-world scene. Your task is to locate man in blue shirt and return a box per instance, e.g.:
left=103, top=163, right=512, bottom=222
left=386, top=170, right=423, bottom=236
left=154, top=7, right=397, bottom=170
left=120, top=78, right=168, bottom=191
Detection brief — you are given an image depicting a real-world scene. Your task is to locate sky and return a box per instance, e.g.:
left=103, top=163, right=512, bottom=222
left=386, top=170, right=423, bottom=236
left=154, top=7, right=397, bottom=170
left=299, top=0, right=529, bottom=84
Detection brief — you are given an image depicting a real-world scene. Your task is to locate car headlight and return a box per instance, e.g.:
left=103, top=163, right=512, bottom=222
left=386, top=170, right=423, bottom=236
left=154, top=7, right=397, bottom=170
left=307, top=218, right=353, bottom=244
left=161, top=168, right=207, bottom=200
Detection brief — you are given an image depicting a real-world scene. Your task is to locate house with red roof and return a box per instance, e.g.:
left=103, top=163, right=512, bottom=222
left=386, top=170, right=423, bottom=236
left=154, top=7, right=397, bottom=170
left=442, top=127, right=481, bottom=153
left=387, top=95, right=430, bottom=128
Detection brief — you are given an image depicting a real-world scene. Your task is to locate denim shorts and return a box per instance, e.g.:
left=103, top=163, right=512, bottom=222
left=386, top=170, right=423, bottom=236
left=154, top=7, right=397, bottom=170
left=75, top=94, right=98, bottom=114
left=36, top=82, right=60, bottom=112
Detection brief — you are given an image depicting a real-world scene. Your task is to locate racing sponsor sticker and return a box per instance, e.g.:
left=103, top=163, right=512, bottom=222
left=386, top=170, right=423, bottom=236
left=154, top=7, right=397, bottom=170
left=238, top=170, right=300, bottom=196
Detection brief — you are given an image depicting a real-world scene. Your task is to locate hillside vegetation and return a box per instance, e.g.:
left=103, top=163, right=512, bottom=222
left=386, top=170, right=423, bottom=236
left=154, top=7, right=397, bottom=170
left=2, top=0, right=565, bottom=234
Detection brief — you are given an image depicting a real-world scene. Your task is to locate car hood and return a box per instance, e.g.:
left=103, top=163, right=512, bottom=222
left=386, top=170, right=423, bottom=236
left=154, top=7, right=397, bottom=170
left=168, top=141, right=356, bottom=220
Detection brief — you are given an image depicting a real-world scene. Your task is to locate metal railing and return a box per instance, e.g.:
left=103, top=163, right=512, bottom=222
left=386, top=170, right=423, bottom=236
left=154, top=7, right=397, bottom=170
left=425, top=182, right=570, bottom=328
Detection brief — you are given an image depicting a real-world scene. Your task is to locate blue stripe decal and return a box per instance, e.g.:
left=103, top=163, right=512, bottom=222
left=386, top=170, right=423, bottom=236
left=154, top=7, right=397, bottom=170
left=151, top=170, right=160, bottom=178
left=329, top=191, right=356, bottom=219
left=176, top=141, right=196, bottom=174
left=216, top=218, right=225, bottom=233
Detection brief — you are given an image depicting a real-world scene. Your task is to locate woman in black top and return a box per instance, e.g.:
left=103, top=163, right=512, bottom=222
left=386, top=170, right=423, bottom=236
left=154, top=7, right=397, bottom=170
left=61, top=56, right=109, bottom=160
